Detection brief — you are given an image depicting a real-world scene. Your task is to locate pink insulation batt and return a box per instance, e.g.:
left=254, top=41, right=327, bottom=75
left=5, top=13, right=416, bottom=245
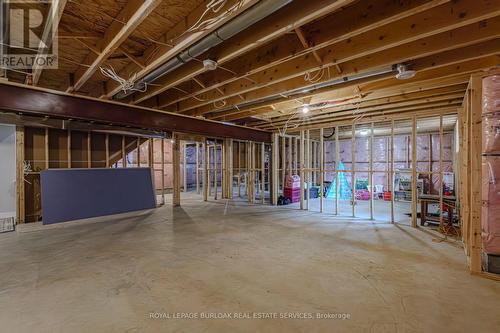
left=482, top=156, right=500, bottom=255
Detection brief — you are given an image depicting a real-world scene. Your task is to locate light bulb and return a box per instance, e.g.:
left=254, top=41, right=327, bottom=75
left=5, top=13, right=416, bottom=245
left=302, top=105, right=309, bottom=114
left=359, top=130, right=369, bottom=136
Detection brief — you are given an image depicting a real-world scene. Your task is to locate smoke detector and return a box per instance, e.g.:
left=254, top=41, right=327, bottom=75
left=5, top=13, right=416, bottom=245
left=203, top=59, right=218, bottom=71
left=395, top=64, right=416, bottom=80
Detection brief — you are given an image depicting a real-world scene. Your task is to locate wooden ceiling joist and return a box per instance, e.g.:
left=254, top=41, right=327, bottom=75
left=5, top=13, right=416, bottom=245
left=30, top=0, right=68, bottom=86
left=134, top=0, right=445, bottom=108
left=235, top=84, right=467, bottom=124
left=128, top=0, right=358, bottom=105
left=176, top=0, right=500, bottom=116
left=67, top=0, right=163, bottom=93
left=102, top=0, right=260, bottom=99
left=215, top=57, right=494, bottom=124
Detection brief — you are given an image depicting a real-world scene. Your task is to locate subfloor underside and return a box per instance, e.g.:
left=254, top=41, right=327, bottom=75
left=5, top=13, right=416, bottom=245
left=0, top=193, right=499, bottom=333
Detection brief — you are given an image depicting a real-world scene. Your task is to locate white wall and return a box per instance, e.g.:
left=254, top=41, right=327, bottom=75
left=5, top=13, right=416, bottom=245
left=0, top=124, right=16, bottom=216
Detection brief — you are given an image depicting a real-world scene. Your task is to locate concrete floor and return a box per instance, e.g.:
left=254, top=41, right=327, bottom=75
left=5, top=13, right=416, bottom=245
left=1, top=193, right=500, bottom=333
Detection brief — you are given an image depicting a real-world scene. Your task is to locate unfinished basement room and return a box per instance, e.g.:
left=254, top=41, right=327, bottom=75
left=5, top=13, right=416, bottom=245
left=1, top=0, right=500, bottom=332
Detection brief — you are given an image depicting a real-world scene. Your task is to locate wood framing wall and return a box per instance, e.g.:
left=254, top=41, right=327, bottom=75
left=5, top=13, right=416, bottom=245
left=267, top=113, right=458, bottom=229
left=17, top=126, right=161, bottom=223
left=458, top=73, right=495, bottom=279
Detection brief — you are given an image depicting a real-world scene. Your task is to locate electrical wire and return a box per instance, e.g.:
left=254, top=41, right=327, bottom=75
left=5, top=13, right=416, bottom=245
left=304, top=66, right=330, bottom=83
left=100, top=66, right=147, bottom=94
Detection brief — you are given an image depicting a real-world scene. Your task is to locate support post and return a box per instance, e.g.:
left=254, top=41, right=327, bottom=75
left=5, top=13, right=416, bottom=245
left=411, top=116, right=418, bottom=228
left=16, top=126, right=25, bottom=224
left=390, top=120, right=395, bottom=223
left=272, top=134, right=279, bottom=205
left=172, top=134, right=181, bottom=207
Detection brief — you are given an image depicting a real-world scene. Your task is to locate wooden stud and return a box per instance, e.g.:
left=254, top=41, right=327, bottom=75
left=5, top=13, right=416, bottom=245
left=335, top=126, right=340, bottom=215
left=272, top=134, right=279, bottom=205
left=351, top=125, right=355, bottom=217
left=411, top=116, right=418, bottom=228
left=122, top=136, right=127, bottom=168
left=137, top=138, right=141, bottom=167
left=320, top=128, right=324, bottom=213
left=300, top=131, right=305, bottom=210
left=228, top=139, right=234, bottom=199
left=390, top=120, right=395, bottom=224
left=439, top=114, right=444, bottom=229
left=214, top=143, right=218, bottom=200
left=306, top=130, right=311, bottom=210
left=261, top=142, right=265, bottom=204
left=15, top=126, right=25, bottom=224
left=288, top=136, right=292, bottom=175
left=428, top=133, right=433, bottom=173
left=244, top=142, right=248, bottom=198
left=207, top=143, right=211, bottom=198
left=469, top=76, right=482, bottom=273
left=161, top=138, right=165, bottom=204
left=45, top=128, right=49, bottom=170
left=281, top=135, right=286, bottom=194
left=196, top=143, right=200, bottom=194
left=369, top=123, right=374, bottom=220
left=172, top=134, right=181, bottom=207
left=220, top=140, right=227, bottom=199
left=149, top=138, right=154, bottom=168
left=203, top=140, right=208, bottom=201
left=237, top=141, right=241, bottom=197
left=87, top=131, right=91, bottom=168
left=149, top=138, right=154, bottom=199
left=251, top=142, right=256, bottom=203
left=105, top=134, right=110, bottom=167
left=67, top=129, right=72, bottom=168
left=294, top=137, right=298, bottom=174
left=183, top=142, right=187, bottom=192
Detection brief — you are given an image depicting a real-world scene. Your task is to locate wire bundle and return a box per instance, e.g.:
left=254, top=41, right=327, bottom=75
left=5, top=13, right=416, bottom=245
left=99, top=66, right=147, bottom=94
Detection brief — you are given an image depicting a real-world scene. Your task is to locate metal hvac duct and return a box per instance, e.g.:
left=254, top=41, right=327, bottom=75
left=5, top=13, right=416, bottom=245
left=114, top=0, right=293, bottom=99
left=210, top=67, right=397, bottom=115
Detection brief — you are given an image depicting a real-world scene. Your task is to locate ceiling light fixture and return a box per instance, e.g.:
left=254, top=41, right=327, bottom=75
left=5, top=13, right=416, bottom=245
left=395, top=64, right=416, bottom=80
left=203, top=59, right=218, bottom=71
left=359, top=129, right=369, bottom=136
left=302, top=105, right=310, bottom=114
